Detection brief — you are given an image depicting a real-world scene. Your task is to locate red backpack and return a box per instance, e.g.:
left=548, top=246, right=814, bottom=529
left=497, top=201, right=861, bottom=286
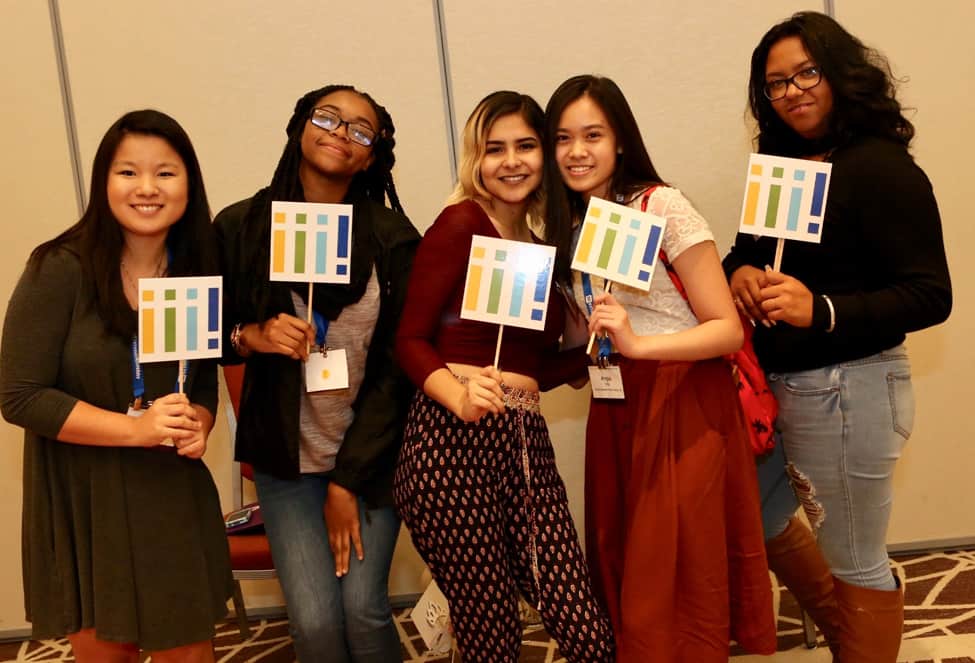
left=642, top=189, right=778, bottom=455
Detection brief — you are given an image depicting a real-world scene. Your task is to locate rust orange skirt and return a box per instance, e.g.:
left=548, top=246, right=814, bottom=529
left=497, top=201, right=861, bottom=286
left=585, top=357, right=776, bottom=662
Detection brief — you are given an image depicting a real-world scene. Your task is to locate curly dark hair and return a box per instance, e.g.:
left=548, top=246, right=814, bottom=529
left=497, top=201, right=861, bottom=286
left=749, top=11, right=915, bottom=156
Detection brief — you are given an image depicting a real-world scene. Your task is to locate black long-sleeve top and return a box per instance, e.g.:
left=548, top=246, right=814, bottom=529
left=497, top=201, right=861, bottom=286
left=723, top=136, right=951, bottom=373
left=216, top=196, right=420, bottom=506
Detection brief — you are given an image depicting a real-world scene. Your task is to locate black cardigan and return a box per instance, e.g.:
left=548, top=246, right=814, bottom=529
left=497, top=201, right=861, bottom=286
left=215, top=196, right=420, bottom=507
left=723, top=136, right=951, bottom=373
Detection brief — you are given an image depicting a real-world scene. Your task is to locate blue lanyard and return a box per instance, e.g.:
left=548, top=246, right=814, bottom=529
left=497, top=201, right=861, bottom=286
left=129, top=336, right=145, bottom=408
left=129, top=336, right=190, bottom=408
left=312, top=310, right=330, bottom=349
left=580, top=274, right=612, bottom=361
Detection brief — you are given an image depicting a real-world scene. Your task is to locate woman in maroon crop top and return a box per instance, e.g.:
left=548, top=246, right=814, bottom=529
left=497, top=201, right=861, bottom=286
left=393, top=91, right=614, bottom=662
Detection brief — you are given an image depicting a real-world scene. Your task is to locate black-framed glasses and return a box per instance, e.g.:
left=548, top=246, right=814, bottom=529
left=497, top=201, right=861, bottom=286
left=309, top=107, right=378, bottom=147
left=763, top=66, right=823, bottom=101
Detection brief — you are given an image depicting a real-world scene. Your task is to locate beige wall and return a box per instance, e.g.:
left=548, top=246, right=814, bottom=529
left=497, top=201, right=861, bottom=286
left=0, top=1, right=79, bottom=634
left=834, top=0, right=974, bottom=546
left=0, top=0, right=970, bottom=636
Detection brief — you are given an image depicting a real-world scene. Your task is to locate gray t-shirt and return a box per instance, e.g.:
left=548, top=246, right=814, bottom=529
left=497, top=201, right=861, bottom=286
left=290, top=268, right=380, bottom=473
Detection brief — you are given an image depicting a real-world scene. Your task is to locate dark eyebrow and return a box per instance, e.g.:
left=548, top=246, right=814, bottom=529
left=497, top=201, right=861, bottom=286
left=321, top=104, right=376, bottom=130
left=558, top=123, right=606, bottom=132
left=767, top=59, right=816, bottom=79
left=111, top=160, right=181, bottom=167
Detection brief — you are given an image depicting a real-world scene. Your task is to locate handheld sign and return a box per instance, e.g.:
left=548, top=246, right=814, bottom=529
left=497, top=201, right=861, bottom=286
left=461, top=235, right=555, bottom=331
left=739, top=153, right=833, bottom=269
left=460, top=235, right=556, bottom=368
left=571, top=196, right=667, bottom=292
left=269, top=201, right=353, bottom=284
left=138, top=276, right=222, bottom=363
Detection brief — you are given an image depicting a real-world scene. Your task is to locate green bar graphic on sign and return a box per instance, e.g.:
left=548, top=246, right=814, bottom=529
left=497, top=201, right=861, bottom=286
left=488, top=268, right=504, bottom=313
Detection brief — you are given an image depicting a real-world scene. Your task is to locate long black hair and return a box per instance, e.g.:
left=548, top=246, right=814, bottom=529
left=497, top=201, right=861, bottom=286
left=749, top=11, right=915, bottom=156
left=233, top=84, right=405, bottom=322
left=30, top=109, right=217, bottom=338
left=543, top=75, right=666, bottom=284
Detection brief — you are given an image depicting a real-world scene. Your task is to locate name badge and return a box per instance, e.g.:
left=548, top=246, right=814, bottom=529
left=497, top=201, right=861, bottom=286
left=588, top=365, right=625, bottom=399
left=306, top=349, right=350, bottom=392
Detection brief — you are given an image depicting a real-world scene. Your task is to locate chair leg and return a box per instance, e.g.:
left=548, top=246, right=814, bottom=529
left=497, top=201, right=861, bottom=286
left=801, top=609, right=818, bottom=649
left=231, top=579, right=252, bottom=639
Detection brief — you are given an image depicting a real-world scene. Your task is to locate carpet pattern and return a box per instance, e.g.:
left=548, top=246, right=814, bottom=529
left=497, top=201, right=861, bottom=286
left=1, top=550, right=972, bottom=662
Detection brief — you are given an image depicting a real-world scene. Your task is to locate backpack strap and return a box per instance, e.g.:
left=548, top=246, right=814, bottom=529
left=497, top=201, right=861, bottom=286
left=640, top=185, right=688, bottom=301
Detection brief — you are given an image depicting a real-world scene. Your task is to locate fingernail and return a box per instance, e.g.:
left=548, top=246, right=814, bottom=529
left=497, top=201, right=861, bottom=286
left=762, top=319, right=772, bottom=328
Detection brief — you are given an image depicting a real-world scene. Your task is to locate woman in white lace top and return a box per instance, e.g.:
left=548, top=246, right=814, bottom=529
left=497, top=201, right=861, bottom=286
left=542, top=75, right=776, bottom=662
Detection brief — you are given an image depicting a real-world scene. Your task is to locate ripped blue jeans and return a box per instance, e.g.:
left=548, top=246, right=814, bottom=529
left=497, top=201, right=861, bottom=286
left=757, top=345, right=914, bottom=590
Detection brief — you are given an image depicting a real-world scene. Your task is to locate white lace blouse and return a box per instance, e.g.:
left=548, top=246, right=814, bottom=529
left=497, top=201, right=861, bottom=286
left=571, top=186, right=714, bottom=336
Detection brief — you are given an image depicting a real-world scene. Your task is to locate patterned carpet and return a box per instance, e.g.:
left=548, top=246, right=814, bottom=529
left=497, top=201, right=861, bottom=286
left=1, top=550, right=973, bottom=662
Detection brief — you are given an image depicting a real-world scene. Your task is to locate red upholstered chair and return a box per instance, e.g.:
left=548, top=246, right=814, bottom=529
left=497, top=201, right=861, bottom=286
left=222, top=364, right=277, bottom=639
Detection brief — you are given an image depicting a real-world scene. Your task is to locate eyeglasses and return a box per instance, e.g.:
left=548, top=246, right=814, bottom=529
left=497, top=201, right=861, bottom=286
left=309, top=107, right=378, bottom=147
left=763, top=66, right=822, bottom=101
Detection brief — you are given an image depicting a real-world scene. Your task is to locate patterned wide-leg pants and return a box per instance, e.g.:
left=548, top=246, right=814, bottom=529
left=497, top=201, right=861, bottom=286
left=394, top=388, right=615, bottom=663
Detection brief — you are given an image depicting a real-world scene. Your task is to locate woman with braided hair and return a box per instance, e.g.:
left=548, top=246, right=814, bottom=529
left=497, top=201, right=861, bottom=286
left=216, top=85, right=420, bottom=662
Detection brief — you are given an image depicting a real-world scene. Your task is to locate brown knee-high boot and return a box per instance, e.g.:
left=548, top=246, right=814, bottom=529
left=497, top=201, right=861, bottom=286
left=765, top=517, right=840, bottom=656
left=833, top=575, right=904, bottom=663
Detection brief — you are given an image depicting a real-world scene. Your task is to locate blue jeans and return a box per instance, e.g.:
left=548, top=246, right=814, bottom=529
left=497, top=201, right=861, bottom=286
left=254, top=470, right=401, bottom=663
left=757, top=345, right=914, bottom=590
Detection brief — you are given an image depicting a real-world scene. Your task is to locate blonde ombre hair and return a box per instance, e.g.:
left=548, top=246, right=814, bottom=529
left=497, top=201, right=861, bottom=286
left=446, top=91, right=546, bottom=225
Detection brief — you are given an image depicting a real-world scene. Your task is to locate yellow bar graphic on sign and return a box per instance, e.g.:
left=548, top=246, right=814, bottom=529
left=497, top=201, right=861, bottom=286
left=743, top=181, right=761, bottom=226
left=464, top=265, right=483, bottom=311
left=142, top=309, right=154, bottom=354
left=272, top=229, right=286, bottom=273
left=577, top=223, right=597, bottom=263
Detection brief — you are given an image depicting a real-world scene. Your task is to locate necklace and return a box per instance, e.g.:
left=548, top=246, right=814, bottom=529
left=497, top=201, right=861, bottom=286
left=120, top=252, right=168, bottom=294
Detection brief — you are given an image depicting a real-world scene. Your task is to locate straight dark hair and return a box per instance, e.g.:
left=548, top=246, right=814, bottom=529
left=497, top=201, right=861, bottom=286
left=749, top=11, right=915, bottom=156
left=30, top=109, right=217, bottom=338
left=543, top=75, right=665, bottom=284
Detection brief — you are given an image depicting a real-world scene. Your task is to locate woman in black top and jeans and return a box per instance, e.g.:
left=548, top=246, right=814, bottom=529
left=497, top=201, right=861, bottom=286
left=216, top=85, right=419, bottom=663
left=724, top=12, right=951, bottom=662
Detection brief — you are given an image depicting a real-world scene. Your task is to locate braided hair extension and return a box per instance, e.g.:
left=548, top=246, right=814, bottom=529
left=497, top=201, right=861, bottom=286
left=233, top=85, right=404, bottom=321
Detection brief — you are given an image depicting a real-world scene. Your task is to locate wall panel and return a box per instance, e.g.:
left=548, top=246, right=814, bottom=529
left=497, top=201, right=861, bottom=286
left=0, top=1, right=80, bottom=635
left=835, top=0, right=974, bottom=545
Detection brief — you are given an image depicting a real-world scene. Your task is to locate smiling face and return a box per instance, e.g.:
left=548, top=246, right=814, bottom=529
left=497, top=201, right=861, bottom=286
left=107, top=133, right=188, bottom=243
left=554, top=94, right=618, bottom=202
left=766, top=35, right=834, bottom=140
left=477, top=112, right=543, bottom=207
left=299, top=89, right=378, bottom=183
